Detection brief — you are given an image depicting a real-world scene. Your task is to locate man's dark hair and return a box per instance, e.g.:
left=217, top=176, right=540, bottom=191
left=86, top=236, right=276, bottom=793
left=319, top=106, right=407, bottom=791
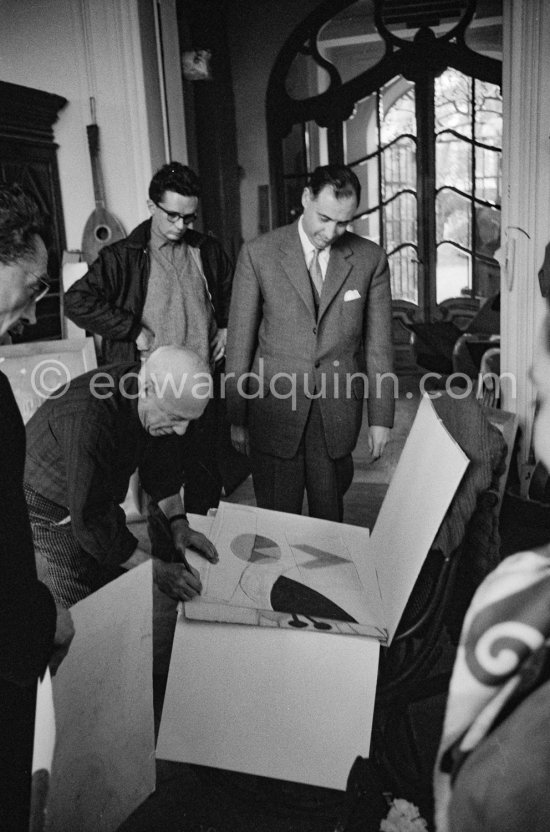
left=0, top=183, right=43, bottom=265
left=308, top=164, right=361, bottom=206
left=149, top=162, right=201, bottom=203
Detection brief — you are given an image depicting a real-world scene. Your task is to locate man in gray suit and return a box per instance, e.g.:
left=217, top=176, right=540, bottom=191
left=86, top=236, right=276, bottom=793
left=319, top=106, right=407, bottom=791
left=225, top=165, right=394, bottom=521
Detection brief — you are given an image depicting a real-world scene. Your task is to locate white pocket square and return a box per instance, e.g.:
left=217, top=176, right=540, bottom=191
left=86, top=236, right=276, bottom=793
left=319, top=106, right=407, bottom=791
left=344, top=289, right=361, bottom=301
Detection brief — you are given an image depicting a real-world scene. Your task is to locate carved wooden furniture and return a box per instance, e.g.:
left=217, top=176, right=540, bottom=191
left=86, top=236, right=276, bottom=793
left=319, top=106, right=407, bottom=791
left=0, top=80, right=67, bottom=341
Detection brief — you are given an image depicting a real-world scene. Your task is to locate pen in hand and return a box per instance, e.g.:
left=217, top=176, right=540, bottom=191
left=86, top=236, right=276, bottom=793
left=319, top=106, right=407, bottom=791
left=177, top=549, right=203, bottom=594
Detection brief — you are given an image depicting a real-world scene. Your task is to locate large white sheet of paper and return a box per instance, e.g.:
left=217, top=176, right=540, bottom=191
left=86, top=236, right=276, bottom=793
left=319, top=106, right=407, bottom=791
left=32, top=669, right=56, bottom=775
left=30, top=670, right=56, bottom=832
left=370, top=395, right=469, bottom=643
left=156, top=614, right=379, bottom=790
left=185, top=505, right=385, bottom=637
left=158, top=397, right=469, bottom=788
left=45, top=562, right=155, bottom=832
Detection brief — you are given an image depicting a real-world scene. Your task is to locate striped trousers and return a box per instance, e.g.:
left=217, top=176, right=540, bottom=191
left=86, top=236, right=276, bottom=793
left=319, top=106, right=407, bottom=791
left=24, top=485, right=124, bottom=608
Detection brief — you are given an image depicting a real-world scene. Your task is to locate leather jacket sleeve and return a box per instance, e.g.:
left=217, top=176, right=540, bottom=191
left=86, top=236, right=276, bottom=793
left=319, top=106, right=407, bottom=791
left=199, top=236, right=234, bottom=328
left=64, top=245, right=144, bottom=343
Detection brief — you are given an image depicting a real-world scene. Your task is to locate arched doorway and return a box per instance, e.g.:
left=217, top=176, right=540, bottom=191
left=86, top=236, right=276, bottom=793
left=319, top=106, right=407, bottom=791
left=267, top=0, right=502, bottom=369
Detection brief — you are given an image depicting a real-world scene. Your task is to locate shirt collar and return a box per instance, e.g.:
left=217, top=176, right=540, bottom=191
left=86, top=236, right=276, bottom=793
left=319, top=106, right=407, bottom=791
left=150, top=225, right=186, bottom=252
left=298, top=216, right=331, bottom=263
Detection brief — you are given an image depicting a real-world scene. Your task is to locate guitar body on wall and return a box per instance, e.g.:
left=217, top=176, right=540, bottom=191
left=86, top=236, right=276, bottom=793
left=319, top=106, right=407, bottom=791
left=81, top=97, right=126, bottom=265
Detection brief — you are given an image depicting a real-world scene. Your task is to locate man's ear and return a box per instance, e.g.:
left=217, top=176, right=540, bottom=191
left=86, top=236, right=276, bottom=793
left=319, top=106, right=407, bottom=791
left=301, top=188, right=310, bottom=211
left=147, top=199, right=155, bottom=217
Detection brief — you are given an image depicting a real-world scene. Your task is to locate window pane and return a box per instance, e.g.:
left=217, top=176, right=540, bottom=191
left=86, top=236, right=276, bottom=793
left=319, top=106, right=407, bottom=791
left=319, top=1, right=385, bottom=84
left=474, top=81, right=502, bottom=147
left=475, top=146, right=501, bottom=202
left=389, top=246, right=418, bottom=304
left=465, top=1, right=503, bottom=61
left=349, top=156, right=379, bottom=224
left=435, top=69, right=472, bottom=137
left=380, top=81, right=416, bottom=144
left=345, top=94, right=377, bottom=163
left=436, top=189, right=471, bottom=248
left=384, top=192, right=417, bottom=250
left=437, top=243, right=471, bottom=303
left=352, top=212, right=380, bottom=246
left=436, top=133, right=472, bottom=190
left=305, top=120, right=327, bottom=170
left=475, top=205, right=500, bottom=259
left=382, top=136, right=416, bottom=198
left=474, top=205, right=501, bottom=296
left=284, top=49, right=331, bottom=99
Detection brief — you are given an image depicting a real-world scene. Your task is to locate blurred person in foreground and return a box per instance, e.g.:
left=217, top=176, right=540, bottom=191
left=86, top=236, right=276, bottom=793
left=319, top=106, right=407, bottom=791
left=434, top=298, right=550, bottom=832
left=0, top=183, right=74, bottom=831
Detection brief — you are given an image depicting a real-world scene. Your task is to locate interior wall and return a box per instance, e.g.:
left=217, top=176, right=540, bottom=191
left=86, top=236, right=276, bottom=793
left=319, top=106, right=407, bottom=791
left=0, top=0, right=185, bottom=252
left=227, top=0, right=322, bottom=242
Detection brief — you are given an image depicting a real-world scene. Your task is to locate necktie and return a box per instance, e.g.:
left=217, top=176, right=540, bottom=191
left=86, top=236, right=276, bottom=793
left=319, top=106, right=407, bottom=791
left=309, top=249, right=323, bottom=297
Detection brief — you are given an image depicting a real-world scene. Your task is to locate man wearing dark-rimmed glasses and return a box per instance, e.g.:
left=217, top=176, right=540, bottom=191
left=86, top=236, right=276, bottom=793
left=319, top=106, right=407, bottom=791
left=64, top=161, right=235, bottom=514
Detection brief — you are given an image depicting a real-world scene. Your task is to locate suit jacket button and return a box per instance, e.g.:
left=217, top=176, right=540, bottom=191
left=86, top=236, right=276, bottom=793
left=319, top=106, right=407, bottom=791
left=312, top=326, right=317, bottom=335
left=314, top=360, right=321, bottom=368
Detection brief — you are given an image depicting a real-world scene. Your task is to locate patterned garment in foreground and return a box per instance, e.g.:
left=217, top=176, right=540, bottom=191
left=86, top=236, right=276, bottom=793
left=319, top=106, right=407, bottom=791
left=434, top=544, right=550, bottom=831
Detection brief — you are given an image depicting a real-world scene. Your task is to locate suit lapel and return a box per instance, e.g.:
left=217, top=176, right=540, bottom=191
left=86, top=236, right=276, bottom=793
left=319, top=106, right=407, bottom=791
left=280, top=224, right=316, bottom=320
left=318, top=238, right=354, bottom=322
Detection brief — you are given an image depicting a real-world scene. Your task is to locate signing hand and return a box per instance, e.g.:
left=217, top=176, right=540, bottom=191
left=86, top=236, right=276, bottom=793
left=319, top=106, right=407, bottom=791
left=231, top=424, right=250, bottom=456
left=210, top=327, right=227, bottom=363
left=49, top=604, right=75, bottom=676
left=153, top=559, right=203, bottom=601
left=368, top=425, right=390, bottom=460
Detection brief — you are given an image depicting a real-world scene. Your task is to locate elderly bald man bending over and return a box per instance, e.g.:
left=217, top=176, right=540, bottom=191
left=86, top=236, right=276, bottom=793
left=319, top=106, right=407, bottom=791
left=24, top=345, right=218, bottom=608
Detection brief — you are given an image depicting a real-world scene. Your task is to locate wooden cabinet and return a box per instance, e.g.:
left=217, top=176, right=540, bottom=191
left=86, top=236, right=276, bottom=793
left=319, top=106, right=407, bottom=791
left=0, top=80, right=67, bottom=341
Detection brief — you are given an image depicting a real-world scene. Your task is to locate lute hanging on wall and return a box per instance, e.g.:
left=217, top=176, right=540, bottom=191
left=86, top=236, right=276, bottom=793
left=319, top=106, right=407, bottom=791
left=81, top=97, right=125, bottom=265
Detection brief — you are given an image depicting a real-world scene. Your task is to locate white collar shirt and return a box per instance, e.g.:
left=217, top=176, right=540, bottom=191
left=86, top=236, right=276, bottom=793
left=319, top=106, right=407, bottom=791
left=298, top=216, right=331, bottom=280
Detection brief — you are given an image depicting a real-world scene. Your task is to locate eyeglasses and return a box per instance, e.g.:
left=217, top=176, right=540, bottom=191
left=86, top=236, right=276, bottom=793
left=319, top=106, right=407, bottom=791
left=152, top=200, right=197, bottom=226
left=27, top=273, right=50, bottom=303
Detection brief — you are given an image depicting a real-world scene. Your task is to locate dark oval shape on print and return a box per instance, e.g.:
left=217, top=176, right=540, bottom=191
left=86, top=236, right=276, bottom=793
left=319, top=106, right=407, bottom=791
left=270, top=575, right=357, bottom=623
